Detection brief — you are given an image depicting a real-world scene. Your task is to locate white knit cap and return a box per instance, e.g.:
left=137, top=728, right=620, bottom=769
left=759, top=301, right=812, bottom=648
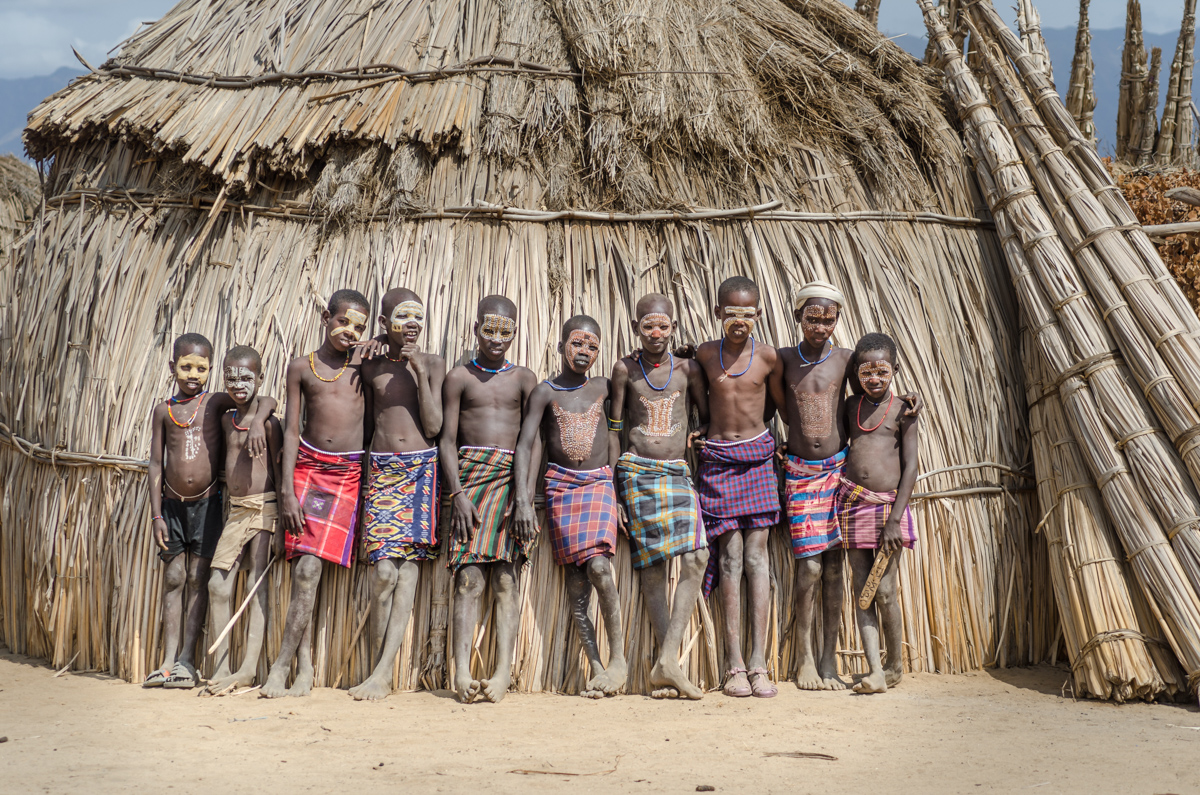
left=792, top=279, right=845, bottom=309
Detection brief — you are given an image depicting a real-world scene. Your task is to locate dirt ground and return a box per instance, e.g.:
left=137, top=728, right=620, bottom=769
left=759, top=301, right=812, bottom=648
left=1, top=647, right=1198, bottom=794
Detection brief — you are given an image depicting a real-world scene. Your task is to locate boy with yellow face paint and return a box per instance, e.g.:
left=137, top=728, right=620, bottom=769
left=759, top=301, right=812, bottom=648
left=264, top=288, right=372, bottom=698
left=145, top=333, right=277, bottom=689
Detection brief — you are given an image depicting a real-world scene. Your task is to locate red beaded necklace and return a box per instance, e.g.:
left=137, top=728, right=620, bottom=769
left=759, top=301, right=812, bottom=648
left=230, top=410, right=250, bottom=431
left=167, top=391, right=206, bottom=429
left=855, top=392, right=893, bottom=433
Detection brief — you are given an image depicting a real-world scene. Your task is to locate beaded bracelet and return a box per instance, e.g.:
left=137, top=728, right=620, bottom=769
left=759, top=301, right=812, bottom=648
left=151, top=515, right=164, bottom=522
left=607, top=417, right=624, bottom=432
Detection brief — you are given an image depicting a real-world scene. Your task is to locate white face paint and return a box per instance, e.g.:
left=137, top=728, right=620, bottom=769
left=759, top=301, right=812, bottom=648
left=857, top=360, right=894, bottom=395
left=224, top=364, right=259, bottom=404
left=721, top=305, right=758, bottom=336
left=390, top=300, right=426, bottom=334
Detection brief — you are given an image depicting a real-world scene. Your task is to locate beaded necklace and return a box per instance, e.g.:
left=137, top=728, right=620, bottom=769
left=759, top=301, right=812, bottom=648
left=471, top=358, right=514, bottom=374
left=167, top=391, right=207, bottom=429
left=637, top=352, right=674, bottom=392
left=231, top=408, right=250, bottom=432
left=718, top=338, right=755, bottom=382
left=797, top=340, right=833, bottom=366
left=545, top=377, right=589, bottom=392
left=308, top=350, right=350, bottom=382
left=855, top=392, right=894, bottom=433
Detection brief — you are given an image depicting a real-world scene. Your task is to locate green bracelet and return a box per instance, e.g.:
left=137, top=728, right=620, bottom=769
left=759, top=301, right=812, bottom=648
left=607, top=417, right=624, bottom=431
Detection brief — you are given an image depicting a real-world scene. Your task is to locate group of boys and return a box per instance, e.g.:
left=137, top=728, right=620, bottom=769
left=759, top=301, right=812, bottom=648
left=144, top=276, right=920, bottom=702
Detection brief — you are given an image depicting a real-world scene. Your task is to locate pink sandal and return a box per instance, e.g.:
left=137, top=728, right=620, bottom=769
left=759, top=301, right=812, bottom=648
left=748, top=667, right=778, bottom=698
left=723, top=667, right=751, bottom=697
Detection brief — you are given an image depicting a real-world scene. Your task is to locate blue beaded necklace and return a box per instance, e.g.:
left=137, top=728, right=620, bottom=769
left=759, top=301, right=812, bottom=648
left=637, top=352, right=674, bottom=391
left=797, top=341, right=833, bottom=366
left=470, top=358, right=514, bottom=374
left=545, top=377, right=589, bottom=391
left=719, top=338, right=755, bottom=379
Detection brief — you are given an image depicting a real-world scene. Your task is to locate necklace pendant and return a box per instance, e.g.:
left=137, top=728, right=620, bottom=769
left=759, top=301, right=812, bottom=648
left=652, top=361, right=661, bottom=368
left=717, top=372, right=728, bottom=383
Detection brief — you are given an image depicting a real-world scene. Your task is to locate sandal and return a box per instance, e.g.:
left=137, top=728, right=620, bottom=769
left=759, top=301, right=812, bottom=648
left=748, top=667, right=778, bottom=698
left=723, top=667, right=751, bottom=698
left=162, top=661, right=199, bottom=689
left=142, top=666, right=171, bottom=688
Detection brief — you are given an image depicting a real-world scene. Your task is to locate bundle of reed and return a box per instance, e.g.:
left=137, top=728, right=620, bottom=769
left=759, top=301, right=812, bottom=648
left=1136, top=48, right=1163, bottom=166
left=1, top=0, right=1047, bottom=691
left=1065, top=0, right=1097, bottom=147
left=1024, top=329, right=1184, bottom=701
left=1016, top=0, right=1053, bottom=86
left=1115, top=1, right=1148, bottom=163
left=1156, top=0, right=1198, bottom=167
left=921, top=0, right=1200, bottom=697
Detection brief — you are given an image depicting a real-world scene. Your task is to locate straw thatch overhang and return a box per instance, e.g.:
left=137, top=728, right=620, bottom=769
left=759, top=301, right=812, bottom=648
left=0, top=0, right=1054, bottom=695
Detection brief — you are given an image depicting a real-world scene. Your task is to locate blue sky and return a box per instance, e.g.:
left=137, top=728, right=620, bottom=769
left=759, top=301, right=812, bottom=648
left=0, top=0, right=1189, bottom=79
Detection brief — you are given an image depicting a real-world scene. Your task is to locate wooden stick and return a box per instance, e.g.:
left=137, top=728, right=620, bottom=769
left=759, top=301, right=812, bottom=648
left=206, top=554, right=276, bottom=655
left=858, top=550, right=893, bottom=610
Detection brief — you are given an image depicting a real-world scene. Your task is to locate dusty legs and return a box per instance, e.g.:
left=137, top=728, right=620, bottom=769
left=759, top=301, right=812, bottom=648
left=452, top=561, right=521, bottom=704
left=156, top=552, right=210, bottom=683
left=350, top=558, right=420, bottom=701
left=565, top=557, right=627, bottom=698
left=207, top=532, right=271, bottom=692
left=642, top=548, right=709, bottom=700
left=718, top=528, right=772, bottom=696
left=848, top=549, right=903, bottom=694
left=261, top=554, right=321, bottom=698
left=794, top=551, right=846, bottom=691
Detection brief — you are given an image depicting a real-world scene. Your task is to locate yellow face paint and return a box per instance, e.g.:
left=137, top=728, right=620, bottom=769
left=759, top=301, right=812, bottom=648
left=479, top=313, right=517, bottom=343
left=390, top=301, right=426, bottom=334
left=175, top=353, right=211, bottom=387
left=332, top=307, right=368, bottom=341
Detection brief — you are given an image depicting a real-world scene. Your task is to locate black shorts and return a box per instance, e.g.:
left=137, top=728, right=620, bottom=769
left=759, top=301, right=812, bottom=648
left=160, top=490, right=224, bottom=561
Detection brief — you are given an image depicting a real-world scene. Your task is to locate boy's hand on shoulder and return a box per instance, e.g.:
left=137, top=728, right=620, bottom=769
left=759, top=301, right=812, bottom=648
left=280, top=491, right=304, bottom=535
left=354, top=334, right=388, bottom=360
left=246, top=422, right=267, bottom=458
left=673, top=343, right=696, bottom=359
left=152, top=517, right=169, bottom=551
left=880, top=516, right=903, bottom=553
left=900, top=391, right=923, bottom=417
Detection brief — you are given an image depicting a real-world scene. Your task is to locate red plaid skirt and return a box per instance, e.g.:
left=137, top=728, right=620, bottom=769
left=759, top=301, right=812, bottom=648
left=545, top=463, right=619, bottom=566
left=286, top=439, right=364, bottom=567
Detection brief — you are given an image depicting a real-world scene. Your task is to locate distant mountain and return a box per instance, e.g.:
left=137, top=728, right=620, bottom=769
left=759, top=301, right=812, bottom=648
left=0, top=67, right=84, bottom=158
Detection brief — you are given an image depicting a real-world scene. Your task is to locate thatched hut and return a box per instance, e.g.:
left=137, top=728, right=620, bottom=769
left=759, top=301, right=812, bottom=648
left=0, top=155, right=37, bottom=259
left=0, top=0, right=1049, bottom=694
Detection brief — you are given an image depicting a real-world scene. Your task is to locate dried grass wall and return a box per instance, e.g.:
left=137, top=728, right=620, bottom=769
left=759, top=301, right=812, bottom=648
left=0, top=0, right=1050, bottom=692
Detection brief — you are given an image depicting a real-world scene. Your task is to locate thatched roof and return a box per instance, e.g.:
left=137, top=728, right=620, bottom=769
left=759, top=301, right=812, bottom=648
left=2, top=0, right=1050, bottom=694
left=0, top=155, right=37, bottom=257
left=25, top=0, right=968, bottom=213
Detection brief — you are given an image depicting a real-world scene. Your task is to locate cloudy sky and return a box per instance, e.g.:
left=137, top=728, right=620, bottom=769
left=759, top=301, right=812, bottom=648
left=0, top=0, right=1189, bottom=79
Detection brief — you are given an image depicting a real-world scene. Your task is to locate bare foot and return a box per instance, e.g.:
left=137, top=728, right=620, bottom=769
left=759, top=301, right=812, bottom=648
left=260, top=668, right=290, bottom=699
left=207, top=670, right=256, bottom=695
left=287, top=665, right=314, bottom=697
left=349, top=675, right=392, bottom=701
left=580, top=688, right=605, bottom=699
left=453, top=670, right=480, bottom=704
left=481, top=670, right=511, bottom=703
left=586, top=658, right=628, bottom=697
left=885, top=668, right=903, bottom=688
left=649, top=660, right=703, bottom=700
left=795, top=662, right=825, bottom=691
left=820, top=668, right=847, bottom=691
left=852, top=670, right=888, bottom=694
left=650, top=686, right=680, bottom=699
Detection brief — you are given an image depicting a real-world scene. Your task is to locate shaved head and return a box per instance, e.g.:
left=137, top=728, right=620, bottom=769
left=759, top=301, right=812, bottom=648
left=562, top=314, right=601, bottom=340
left=381, top=287, right=421, bottom=319
left=635, top=293, right=673, bottom=321
left=478, top=294, right=517, bottom=320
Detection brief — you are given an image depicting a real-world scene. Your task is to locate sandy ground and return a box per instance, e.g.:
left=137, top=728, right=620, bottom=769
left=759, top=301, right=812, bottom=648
left=1, top=647, right=1198, bottom=794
